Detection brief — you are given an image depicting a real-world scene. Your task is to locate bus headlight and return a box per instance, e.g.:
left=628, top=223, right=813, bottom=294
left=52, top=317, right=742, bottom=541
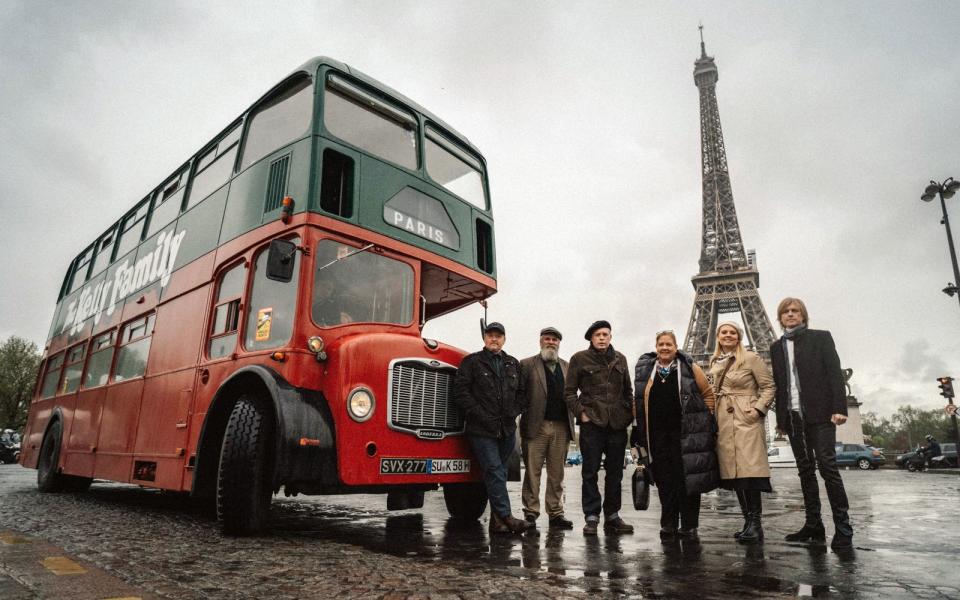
left=347, top=387, right=375, bottom=422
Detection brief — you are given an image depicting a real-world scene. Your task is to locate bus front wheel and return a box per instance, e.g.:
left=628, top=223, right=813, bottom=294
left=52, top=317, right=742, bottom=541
left=443, top=482, right=487, bottom=520
left=217, top=394, right=275, bottom=535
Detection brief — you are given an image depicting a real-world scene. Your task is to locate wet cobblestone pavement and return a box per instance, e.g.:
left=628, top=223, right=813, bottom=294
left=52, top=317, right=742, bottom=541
left=1, top=464, right=957, bottom=599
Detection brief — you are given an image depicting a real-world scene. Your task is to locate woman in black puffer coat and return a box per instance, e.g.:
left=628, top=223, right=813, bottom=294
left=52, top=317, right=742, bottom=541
left=632, top=331, right=718, bottom=540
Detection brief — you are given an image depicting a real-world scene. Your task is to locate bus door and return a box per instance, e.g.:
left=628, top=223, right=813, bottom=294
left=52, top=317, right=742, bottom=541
left=133, top=287, right=209, bottom=490
left=62, top=342, right=98, bottom=477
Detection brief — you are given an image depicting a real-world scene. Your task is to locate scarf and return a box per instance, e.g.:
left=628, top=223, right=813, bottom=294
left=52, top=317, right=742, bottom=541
left=782, top=323, right=808, bottom=340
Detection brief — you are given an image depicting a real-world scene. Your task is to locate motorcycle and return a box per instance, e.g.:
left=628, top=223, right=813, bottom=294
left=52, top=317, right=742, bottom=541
left=0, top=431, right=21, bottom=465
left=905, top=446, right=929, bottom=472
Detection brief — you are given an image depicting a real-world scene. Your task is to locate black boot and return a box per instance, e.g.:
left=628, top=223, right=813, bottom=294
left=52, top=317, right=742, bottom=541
left=738, top=490, right=763, bottom=544
left=733, top=489, right=748, bottom=539
left=785, top=518, right=825, bottom=543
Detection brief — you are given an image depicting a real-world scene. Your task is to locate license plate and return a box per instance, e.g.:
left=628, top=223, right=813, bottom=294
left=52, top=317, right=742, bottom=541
left=380, top=458, right=470, bottom=475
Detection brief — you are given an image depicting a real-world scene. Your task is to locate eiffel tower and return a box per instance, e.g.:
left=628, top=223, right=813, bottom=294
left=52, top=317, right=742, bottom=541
left=682, top=28, right=778, bottom=365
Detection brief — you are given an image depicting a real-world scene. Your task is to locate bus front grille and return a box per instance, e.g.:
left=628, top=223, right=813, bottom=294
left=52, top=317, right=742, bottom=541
left=388, top=360, right=463, bottom=436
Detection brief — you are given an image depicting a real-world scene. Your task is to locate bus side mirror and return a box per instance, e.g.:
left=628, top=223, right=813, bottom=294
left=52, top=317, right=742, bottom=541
left=266, top=239, right=297, bottom=282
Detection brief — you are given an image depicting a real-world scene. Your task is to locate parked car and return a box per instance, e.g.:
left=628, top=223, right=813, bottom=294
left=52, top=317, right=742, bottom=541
left=835, top=443, right=885, bottom=470
left=566, top=450, right=583, bottom=466
left=896, top=443, right=957, bottom=469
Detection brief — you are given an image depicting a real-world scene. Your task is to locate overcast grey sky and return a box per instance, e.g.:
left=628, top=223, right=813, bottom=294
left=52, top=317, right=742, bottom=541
left=1, top=1, right=958, bottom=418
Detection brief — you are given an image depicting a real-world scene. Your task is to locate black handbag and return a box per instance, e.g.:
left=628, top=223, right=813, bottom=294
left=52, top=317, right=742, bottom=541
left=632, top=461, right=651, bottom=510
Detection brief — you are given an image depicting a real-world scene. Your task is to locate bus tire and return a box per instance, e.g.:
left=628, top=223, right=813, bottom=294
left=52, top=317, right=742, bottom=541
left=217, top=394, right=275, bottom=535
left=37, top=420, right=67, bottom=493
left=442, top=482, right=487, bottom=520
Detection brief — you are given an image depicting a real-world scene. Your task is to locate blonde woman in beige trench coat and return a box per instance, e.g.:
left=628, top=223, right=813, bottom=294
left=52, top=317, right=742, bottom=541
left=707, top=322, right=775, bottom=544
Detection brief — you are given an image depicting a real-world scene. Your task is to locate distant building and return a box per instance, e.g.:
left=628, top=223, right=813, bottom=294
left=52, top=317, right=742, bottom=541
left=836, top=395, right=864, bottom=444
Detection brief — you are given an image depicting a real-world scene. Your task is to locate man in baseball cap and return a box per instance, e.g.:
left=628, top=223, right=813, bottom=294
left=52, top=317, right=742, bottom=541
left=453, top=321, right=530, bottom=534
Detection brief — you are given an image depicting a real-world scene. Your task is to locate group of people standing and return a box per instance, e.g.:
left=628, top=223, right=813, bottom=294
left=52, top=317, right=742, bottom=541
left=453, top=297, right=854, bottom=550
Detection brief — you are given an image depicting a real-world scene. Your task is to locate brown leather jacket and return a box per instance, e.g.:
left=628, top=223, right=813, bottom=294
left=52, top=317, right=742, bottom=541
left=564, top=345, right=633, bottom=430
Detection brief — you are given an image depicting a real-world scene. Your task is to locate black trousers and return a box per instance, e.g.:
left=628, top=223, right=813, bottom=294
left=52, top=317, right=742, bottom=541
left=579, top=421, right=627, bottom=519
left=656, top=480, right=701, bottom=531
left=787, top=411, right=853, bottom=535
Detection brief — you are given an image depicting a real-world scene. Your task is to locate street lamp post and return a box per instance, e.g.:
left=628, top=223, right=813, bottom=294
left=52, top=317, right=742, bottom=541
left=921, top=177, right=960, bottom=309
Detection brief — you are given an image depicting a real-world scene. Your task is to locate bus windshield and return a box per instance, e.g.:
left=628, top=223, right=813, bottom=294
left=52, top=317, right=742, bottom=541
left=312, top=240, right=415, bottom=327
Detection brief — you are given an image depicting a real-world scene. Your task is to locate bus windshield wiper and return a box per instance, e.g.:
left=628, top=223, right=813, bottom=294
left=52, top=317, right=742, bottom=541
left=316, top=243, right=375, bottom=273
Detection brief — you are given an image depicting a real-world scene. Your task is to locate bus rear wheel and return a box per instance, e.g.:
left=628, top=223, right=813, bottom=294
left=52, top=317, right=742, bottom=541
left=217, top=394, right=275, bottom=535
left=37, top=420, right=91, bottom=493
left=443, top=482, right=487, bottom=520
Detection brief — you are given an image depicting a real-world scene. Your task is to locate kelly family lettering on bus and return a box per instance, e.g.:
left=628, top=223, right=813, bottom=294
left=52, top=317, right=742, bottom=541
left=61, top=229, right=187, bottom=335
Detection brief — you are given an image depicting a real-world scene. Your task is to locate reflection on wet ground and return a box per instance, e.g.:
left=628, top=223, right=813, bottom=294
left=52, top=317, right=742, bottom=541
left=267, top=469, right=959, bottom=598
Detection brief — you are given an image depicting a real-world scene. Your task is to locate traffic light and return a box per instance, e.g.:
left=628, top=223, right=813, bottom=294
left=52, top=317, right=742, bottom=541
left=938, top=376, right=955, bottom=399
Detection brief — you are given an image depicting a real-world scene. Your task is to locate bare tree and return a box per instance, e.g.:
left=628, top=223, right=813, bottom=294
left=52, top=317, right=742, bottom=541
left=0, top=336, right=41, bottom=430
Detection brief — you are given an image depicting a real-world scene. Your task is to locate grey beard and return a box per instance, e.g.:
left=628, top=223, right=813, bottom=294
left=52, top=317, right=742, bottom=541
left=540, top=347, right=559, bottom=363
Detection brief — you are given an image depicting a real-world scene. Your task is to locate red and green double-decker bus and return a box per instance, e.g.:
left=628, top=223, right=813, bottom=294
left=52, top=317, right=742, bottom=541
left=21, top=57, right=499, bottom=534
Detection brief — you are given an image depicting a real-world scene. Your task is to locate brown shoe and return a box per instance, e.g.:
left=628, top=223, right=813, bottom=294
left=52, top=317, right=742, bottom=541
left=489, top=512, right=511, bottom=535
left=502, top=514, right=532, bottom=534
left=583, top=520, right=598, bottom=536
left=603, top=517, right=634, bottom=534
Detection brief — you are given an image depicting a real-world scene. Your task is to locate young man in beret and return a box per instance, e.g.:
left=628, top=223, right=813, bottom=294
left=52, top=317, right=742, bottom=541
left=564, top=321, right=635, bottom=535
left=453, top=322, right=531, bottom=534
left=519, top=327, right=575, bottom=529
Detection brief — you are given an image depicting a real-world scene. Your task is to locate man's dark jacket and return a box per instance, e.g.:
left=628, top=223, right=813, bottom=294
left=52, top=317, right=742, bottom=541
left=770, top=328, right=847, bottom=431
left=453, top=350, right=525, bottom=438
left=564, top=346, right=633, bottom=430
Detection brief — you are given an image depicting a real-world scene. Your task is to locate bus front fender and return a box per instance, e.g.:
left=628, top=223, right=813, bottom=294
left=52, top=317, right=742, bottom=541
left=192, top=365, right=338, bottom=500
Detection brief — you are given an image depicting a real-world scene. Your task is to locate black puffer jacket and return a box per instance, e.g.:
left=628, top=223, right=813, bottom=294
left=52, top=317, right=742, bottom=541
left=633, top=351, right=719, bottom=495
left=453, top=350, right=525, bottom=439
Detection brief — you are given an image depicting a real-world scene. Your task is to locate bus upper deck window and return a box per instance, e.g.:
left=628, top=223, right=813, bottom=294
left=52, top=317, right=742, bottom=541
left=324, top=74, right=417, bottom=171
left=425, top=127, right=487, bottom=211
left=240, top=77, right=313, bottom=172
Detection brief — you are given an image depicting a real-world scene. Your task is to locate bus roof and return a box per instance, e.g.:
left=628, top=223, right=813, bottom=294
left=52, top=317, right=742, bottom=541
left=286, top=56, right=484, bottom=160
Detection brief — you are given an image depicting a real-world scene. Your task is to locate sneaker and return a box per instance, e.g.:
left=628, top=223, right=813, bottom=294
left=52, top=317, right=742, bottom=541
left=549, top=516, right=574, bottom=530
left=583, top=520, right=598, bottom=536
left=603, top=517, right=634, bottom=534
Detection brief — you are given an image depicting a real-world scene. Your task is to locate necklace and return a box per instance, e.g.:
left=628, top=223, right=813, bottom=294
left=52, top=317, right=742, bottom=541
left=656, top=360, right=674, bottom=383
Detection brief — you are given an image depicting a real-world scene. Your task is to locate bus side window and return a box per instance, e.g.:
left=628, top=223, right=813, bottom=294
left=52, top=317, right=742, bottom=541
left=188, top=123, right=241, bottom=210
left=67, top=246, right=94, bottom=296
left=39, top=353, right=65, bottom=399
left=240, top=76, right=313, bottom=172
left=59, top=343, right=87, bottom=395
left=145, top=168, right=188, bottom=239
left=83, top=330, right=116, bottom=389
left=208, top=262, right=246, bottom=359
left=90, top=226, right=117, bottom=277
left=114, top=199, right=150, bottom=261
left=245, top=237, right=300, bottom=351
left=113, top=314, right=155, bottom=382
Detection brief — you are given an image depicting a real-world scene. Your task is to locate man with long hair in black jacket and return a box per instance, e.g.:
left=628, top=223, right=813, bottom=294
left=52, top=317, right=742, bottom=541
left=770, top=297, right=853, bottom=550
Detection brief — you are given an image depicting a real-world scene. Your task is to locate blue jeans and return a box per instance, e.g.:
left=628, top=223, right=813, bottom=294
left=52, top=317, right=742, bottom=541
left=469, top=432, right=516, bottom=518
